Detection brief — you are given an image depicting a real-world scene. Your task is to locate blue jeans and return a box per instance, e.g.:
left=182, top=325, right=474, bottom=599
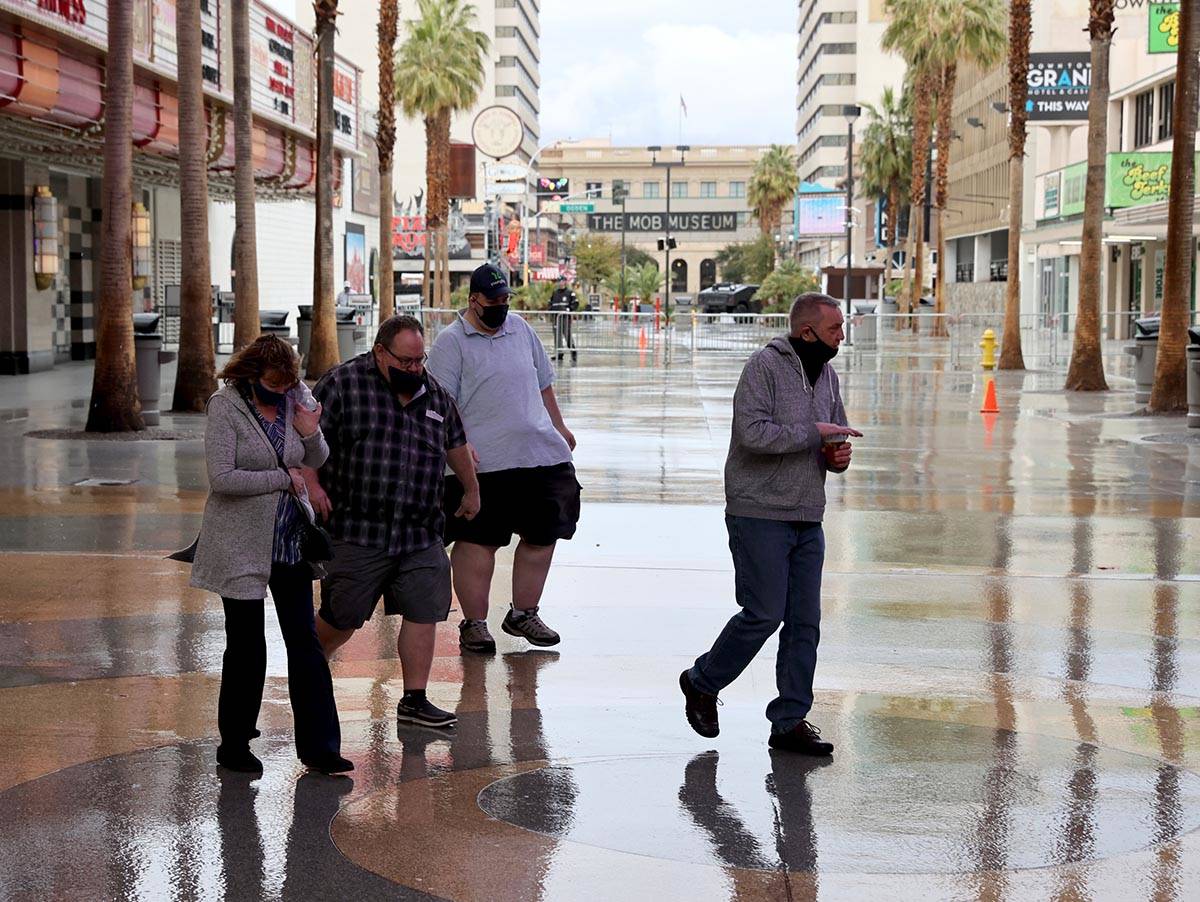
left=689, top=515, right=825, bottom=734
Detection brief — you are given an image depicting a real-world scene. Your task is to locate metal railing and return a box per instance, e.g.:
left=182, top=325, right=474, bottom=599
left=415, top=307, right=1192, bottom=370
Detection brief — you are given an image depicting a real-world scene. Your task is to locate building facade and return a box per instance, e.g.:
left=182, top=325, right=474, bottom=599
left=943, top=0, right=1197, bottom=338
left=795, top=0, right=906, bottom=269
left=0, top=0, right=371, bottom=372
left=536, top=141, right=771, bottom=297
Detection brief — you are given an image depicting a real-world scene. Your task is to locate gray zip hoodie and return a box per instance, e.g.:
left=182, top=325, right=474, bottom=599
left=724, top=336, right=848, bottom=523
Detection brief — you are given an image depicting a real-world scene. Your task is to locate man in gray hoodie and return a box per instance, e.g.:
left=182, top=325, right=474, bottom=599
left=680, top=292, right=861, bottom=755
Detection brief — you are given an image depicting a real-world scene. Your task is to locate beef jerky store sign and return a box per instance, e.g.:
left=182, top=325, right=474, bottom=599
left=587, top=212, right=738, bottom=232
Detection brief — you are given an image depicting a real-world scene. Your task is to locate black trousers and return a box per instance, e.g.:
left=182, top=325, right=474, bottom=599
left=218, top=562, right=341, bottom=759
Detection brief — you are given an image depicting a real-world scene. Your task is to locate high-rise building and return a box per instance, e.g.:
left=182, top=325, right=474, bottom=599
left=794, top=1, right=905, bottom=268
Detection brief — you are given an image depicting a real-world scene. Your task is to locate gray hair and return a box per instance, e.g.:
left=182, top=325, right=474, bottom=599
left=375, top=314, right=424, bottom=349
left=789, top=293, right=840, bottom=332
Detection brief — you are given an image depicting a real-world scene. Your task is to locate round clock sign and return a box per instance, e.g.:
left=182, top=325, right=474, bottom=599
left=472, top=105, right=523, bottom=159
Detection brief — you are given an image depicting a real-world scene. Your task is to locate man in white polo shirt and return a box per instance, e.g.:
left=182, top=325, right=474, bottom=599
left=428, top=263, right=581, bottom=654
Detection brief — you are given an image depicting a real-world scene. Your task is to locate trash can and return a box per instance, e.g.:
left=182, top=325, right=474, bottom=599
left=297, top=305, right=313, bottom=361
left=336, top=305, right=362, bottom=361
left=1125, top=316, right=1160, bottom=406
left=259, top=309, right=290, bottom=337
left=1188, top=326, right=1200, bottom=429
left=852, top=301, right=878, bottom=349
left=133, top=313, right=176, bottom=427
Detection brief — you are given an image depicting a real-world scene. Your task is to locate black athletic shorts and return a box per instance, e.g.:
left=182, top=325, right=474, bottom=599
left=444, top=462, right=582, bottom=548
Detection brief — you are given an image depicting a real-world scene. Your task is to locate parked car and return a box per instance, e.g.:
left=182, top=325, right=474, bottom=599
left=697, top=283, right=761, bottom=315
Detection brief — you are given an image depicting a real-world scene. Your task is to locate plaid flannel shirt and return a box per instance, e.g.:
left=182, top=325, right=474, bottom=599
left=314, top=353, right=467, bottom=555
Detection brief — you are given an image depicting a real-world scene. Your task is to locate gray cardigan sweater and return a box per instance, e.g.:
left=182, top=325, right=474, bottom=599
left=724, top=337, right=848, bottom=523
left=190, top=385, right=330, bottom=599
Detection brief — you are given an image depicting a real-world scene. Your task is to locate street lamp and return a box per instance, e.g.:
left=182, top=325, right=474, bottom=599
left=649, top=144, right=688, bottom=318
left=842, top=105, right=860, bottom=345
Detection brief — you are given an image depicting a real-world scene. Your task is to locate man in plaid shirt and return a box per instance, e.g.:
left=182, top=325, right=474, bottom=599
left=306, top=315, right=480, bottom=728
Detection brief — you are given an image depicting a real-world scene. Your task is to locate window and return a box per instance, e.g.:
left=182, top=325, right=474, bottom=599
left=670, top=181, right=688, bottom=199
left=1158, top=80, right=1175, bottom=142
left=1134, top=89, right=1154, bottom=148
left=643, top=181, right=661, bottom=199
left=729, top=181, right=746, bottom=198
left=820, top=10, right=857, bottom=23
left=585, top=181, right=602, bottom=199
left=818, top=42, right=856, bottom=55
left=736, top=211, right=750, bottom=226
left=699, top=181, right=717, bottom=198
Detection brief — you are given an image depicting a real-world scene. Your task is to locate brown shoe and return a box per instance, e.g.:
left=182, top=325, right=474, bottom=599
left=679, top=670, right=720, bottom=738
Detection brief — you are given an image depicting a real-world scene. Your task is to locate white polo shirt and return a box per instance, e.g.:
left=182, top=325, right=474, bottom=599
left=427, top=312, right=572, bottom=474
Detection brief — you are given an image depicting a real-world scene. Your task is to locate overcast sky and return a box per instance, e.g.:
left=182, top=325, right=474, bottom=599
left=538, top=1, right=797, bottom=148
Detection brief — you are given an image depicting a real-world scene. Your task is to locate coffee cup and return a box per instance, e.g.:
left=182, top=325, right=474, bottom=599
left=822, top=433, right=848, bottom=466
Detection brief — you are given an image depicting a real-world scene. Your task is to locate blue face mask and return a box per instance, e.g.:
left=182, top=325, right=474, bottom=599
left=252, top=381, right=288, bottom=406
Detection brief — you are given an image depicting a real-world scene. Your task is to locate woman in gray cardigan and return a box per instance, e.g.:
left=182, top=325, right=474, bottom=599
left=191, top=335, right=351, bottom=775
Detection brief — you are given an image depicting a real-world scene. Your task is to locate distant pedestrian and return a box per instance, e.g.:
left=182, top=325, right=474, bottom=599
left=549, top=277, right=578, bottom=361
left=189, top=334, right=351, bottom=775
left=337, top=281, right=354, bottom=306
left=428, top=263, right=581, bottom=655
left=306, top=315, right=480, bottom=728
left=680, top=293, right=861, bottom=755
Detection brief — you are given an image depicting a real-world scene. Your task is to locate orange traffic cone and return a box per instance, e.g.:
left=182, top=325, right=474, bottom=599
left=638, top=327, right=648, bottom=350
left=980, top=377, right=999, bottom=414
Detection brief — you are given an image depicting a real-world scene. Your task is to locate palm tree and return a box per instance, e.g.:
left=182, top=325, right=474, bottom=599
left=1064, top=0, right=1115, bottom=392
left=86, top=0, right=143, bottom=432
left=377, top=0, right=399, bottom=320
left=859, top=87, right=912, bottom=294
left=628, top=263, right=664, bottom=311
left=1148, top=0, right=1198, bottom=411
left=171, top=0, right=217, bottom=412
left=231, top=0, right=259, bottom=351
left=883, top=1, right=941, bottom=323
left=395, top=0, right=489, bottom=310
left=930, top=0, right=1006, bottom=337
left=747, top=145, right=799, bottom=239
left=999, top=0, right=1031, bottom=370
left=306, top=0, right=341, bottom=378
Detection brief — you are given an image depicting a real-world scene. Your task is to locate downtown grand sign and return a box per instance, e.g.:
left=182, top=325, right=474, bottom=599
left=586, top=211, right=739, bottom=233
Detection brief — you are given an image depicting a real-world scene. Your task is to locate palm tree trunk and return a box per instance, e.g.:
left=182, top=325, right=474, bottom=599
left=306, top=1, right=340, bottom=378
left=999, top=0, right=1031, bottom=370
left=932, top=63, right=957, bottom=339
left=1148, top=0, right=1198, bottom=411
left=377, top=0, right=397, bottom=320
left=884, top=184, right=899, bottom=290
left=1064, top=1, right=1114, bottom=392
left=86, top=0, right=143, bottom=432
left=901, top=211, right=915, bottom=330
left=171, top=0, right=216, bottom=412
left=909, top=67, right=936, bottom=334
left=423, top=114, right=440, bottom=307
left=231, top=0, right=259, bottom=351
left=421, top=232, right=431, bottom=306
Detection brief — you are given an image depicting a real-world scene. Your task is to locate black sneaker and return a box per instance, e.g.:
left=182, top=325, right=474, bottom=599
left=397, top=696, right=458, bottom=728
left=768, top=721, right=834, bottom=756
left=679, top=670, right=720, bottom=738
left=216, top=745, right=263, bottom=774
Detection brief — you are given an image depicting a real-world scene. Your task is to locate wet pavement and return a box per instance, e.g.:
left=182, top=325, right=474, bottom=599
left=0, top=344, right=1197, bottom=901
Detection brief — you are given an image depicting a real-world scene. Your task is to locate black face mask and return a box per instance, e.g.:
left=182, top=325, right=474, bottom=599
left=476, top=301, right=509, bottom=329
left=388, top=367, right=425, bottom=397
left=789, top=333, right=838, bottom=385
left=252, top=381, right=288, bottom=406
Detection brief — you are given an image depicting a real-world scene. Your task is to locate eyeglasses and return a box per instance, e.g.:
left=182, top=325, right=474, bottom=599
left=381, top=346, right=427, bottom=370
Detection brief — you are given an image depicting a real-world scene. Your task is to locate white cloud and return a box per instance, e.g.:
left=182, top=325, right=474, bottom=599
left=539, top=2, right=796, bottom=147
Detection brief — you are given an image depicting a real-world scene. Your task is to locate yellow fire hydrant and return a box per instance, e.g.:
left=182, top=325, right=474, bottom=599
left=979, top=329, right=997, bottom=370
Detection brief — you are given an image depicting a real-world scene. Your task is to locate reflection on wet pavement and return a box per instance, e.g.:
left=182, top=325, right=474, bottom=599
left=0, top=355, right=1197, bottom=900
